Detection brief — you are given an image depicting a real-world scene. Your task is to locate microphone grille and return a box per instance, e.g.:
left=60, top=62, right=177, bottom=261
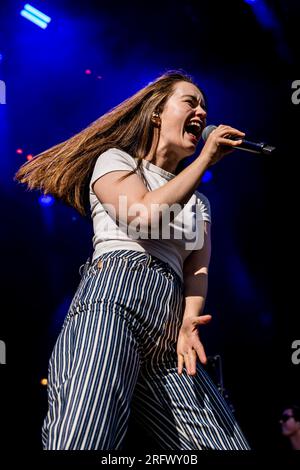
left=202, top=125, right=217, bottom=142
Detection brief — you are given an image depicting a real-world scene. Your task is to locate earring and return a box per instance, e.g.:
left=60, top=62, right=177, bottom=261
left=151, top=111, right=161, bottom=126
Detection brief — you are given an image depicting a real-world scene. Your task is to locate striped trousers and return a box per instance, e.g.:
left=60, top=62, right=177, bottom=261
left=42, top=249, right=250, bottom=450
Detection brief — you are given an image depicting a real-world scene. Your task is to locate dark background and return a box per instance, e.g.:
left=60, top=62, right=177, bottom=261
left=0, top=0, right=299, bottom=458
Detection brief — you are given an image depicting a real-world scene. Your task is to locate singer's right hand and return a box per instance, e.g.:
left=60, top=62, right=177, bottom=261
left=200, top=125, right=245, bottom=167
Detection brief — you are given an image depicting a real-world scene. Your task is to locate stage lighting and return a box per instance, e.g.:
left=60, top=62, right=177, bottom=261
left=244, top=0, right=278, bottom=30
left=39, top=195, right=54, bottom=206
left=0, top=80, right=5, bottom=105
left=202, top=170, right=213, bottom=183
left=20, top=4, right=51, bottom=30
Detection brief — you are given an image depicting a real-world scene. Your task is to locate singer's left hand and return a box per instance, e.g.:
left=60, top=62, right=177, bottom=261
left=177, top=314, right=212, bottom=376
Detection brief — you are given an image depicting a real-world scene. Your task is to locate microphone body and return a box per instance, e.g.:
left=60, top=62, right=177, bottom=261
left=202, top=125, right=276, bottom=155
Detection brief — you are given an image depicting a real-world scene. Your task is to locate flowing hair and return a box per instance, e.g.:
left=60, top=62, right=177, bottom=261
left=14, top=70, right=201, bottom=216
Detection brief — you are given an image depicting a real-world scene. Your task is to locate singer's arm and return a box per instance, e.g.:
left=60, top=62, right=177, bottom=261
left=182, top=221, right=211, bottom=318
left=177, top=222, right=212, bottom=375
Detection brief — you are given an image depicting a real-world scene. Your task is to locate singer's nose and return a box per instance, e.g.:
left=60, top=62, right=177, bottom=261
left=196, top=103, right=207, bottom=120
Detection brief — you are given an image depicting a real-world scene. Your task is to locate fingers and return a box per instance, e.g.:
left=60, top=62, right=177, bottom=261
left=178, top=354, right=184, bottom=375
left=211, top=125, right=245, bottom=145
left=201, top=124, right=245, bottom=166
left=184, top=350, right=197, bottom=376
left=216, top=125, right=245, bottom=137
left=195, top=342, right=207, bottom=365
left=186, top=350, right=196, bottom=375
left=218, top=137, right=243, bottom=147
left=177, top=315, right=212, bottom=375
left=194, top=314, right=212, bottom=325
left=178, top=350, right=197, bottom=376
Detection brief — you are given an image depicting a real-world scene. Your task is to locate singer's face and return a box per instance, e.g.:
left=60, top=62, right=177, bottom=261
left=158, top=81, right=207, bottom=158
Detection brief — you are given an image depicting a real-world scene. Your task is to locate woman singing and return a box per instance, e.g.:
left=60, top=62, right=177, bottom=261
left=15, top=70, right=250, bottom=450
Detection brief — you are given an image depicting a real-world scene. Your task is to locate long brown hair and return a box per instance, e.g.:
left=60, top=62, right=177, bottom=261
left=14, top=70, right=201, bottom=216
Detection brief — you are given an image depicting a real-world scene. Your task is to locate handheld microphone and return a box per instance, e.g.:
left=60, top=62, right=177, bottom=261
left=202, top=125, right=276, bottom=155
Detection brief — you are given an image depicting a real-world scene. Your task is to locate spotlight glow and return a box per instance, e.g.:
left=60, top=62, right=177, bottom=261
left=39, top=195, right=54, bottom=206
left=202, top=170, right=213, bottom=183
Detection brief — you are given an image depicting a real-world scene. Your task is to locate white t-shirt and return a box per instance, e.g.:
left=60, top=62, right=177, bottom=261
left=89, top=148, right=211, bottom=281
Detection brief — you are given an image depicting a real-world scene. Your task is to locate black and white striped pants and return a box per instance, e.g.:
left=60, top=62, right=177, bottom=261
left=42, top=249, right=250, bottom=450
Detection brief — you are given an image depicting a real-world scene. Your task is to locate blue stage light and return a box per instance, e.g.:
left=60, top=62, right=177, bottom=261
left=0, top=80, right=6, bottom=105
left=244, top=0, right=278, bottom=30
left=39, top=194, right=54, bottom=206
left=20, top=4, right=51, bottom=29
left=24, top=4, right=51, bottom=23
left=202, top=170, right=213, bottom=183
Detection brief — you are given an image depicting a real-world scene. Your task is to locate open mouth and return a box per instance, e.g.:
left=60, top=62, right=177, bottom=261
left=184, top=120, right=203, bottom=142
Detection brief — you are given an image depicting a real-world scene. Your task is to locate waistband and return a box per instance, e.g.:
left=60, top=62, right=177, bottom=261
left=79, top=249, right=182, bottom=285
